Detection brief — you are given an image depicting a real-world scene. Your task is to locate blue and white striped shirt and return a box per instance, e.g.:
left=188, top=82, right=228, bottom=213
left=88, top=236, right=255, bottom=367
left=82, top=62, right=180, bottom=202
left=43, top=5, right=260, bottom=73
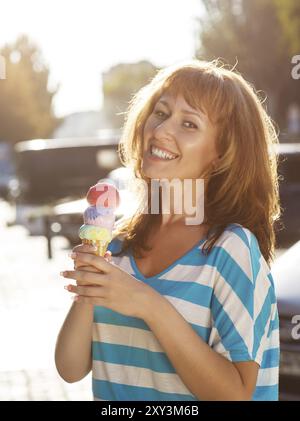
left=92, top=223, right=279, bottom=401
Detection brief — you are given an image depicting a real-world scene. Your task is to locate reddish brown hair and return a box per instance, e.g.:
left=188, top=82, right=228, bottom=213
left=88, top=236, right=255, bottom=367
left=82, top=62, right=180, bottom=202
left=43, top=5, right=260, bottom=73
left=114, top=59, right=281, bottom=266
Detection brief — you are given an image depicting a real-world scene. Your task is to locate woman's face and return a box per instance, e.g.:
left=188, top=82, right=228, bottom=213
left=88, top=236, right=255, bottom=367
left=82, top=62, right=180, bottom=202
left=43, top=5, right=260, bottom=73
left=142, top=92, right=219, bottom=181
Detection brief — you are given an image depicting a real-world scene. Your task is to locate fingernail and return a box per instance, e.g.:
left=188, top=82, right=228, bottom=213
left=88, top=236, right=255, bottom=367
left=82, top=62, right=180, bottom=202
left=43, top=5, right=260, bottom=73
left=69, top=252, right=76, bottom=259
left=60, top=271, right=65, bottom=276
left=72, top=295, right=79, bottom=301
left=64, top=285, right=71, bottom=291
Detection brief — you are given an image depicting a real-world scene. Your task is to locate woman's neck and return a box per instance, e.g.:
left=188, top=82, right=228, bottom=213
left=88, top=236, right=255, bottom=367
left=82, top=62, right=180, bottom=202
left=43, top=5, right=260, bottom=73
left=156, top=178, right=206, bottom=227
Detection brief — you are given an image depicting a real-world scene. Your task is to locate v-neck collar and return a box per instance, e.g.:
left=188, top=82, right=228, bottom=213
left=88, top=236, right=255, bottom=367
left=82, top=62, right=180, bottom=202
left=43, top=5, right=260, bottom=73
left=129, top=236, right=207, bottom=281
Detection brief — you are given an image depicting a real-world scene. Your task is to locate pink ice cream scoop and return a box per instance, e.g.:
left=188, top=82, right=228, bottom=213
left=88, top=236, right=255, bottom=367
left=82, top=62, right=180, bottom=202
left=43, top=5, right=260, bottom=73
left=86, top=182, right=120, bottom=209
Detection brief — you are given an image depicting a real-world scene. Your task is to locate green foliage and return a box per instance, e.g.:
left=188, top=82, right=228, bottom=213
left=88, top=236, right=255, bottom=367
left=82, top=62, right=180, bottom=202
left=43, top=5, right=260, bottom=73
left=102, top=60, right=158, bottom=129
left=196, top=0, right=300, bottom=129
left=274, top=0, right=300, bottom=55
left=0, top=35, right=61, bottom=145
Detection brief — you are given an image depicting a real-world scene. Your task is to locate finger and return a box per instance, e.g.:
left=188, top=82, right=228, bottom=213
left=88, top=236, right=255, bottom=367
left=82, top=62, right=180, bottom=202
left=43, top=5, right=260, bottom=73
left=75, top=279, right=101, bottom=287
left=74, top=263, right=100, bottom=273
left=67, top=284, right=107, bottom=298
left=73, top=295, right=107, bottom=307
left=61, top=270, right=108, bottom=286
left=104, top=251, right=112, bottom=262
left=73, top=250, right=113, bottom=272
left=72, top=243, right=97, bottom=254
left=71, top=252, right=112, bottom=273
left=74, top=255, right=110, bottom=271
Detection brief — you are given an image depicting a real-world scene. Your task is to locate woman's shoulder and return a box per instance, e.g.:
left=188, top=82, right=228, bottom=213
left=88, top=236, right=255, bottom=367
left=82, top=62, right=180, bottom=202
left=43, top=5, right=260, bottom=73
left=214, top=223, right=274, bottom=286
left=107, top=233, right=125, bottom=255
left=212, top=223, right=266, bottom=269
left=214, top=223, right=258, bottom=254
left=218, top=222, right=251, bottom=241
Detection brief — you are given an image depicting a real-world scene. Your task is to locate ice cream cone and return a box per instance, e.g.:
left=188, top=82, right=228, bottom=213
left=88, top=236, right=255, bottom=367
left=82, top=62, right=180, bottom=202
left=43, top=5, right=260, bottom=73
left=94, top=240, right=109, bottom=257
left=82, top=238, right=109, bottom=256
left=79, top=182, right=120, bottom=257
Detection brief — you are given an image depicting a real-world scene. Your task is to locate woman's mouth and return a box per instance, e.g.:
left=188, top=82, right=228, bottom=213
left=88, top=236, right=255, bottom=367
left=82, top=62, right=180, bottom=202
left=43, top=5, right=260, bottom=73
left=149, top=145, right=179, bottom=161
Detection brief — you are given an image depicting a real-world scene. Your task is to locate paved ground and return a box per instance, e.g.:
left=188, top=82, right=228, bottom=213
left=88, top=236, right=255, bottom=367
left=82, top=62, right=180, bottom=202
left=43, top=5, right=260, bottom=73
left=0, top=200, right=91, bottom=401
left=0, top=199, right=289, bottom=401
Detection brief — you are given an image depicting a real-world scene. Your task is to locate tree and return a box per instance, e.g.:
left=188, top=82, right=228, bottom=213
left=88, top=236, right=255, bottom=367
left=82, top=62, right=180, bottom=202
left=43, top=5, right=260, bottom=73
left=196, top=0, right=300, bottom=130
left=102, top=60, right=158, bottom=129
left=275, top=0, right=300, bottom=55
left=0, top=35, right=61, bottom=145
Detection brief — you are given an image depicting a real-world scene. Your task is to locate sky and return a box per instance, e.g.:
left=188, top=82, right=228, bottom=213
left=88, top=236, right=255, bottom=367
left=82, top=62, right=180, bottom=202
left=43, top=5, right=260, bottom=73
left=1, top=0, right=204, bottom=117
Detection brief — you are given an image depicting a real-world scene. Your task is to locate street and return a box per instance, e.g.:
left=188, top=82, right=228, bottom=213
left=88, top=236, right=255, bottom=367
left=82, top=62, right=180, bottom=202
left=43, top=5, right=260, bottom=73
left=0, top=200, right=91, bottom=400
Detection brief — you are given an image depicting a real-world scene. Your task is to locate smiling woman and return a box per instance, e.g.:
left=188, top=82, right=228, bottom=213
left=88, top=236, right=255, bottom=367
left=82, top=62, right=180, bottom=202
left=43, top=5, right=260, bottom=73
left=142, top=92, right=219, bottom=182
left=117, top=59, right=280, bottom=265
left=56, top=59, right=281, bottom=401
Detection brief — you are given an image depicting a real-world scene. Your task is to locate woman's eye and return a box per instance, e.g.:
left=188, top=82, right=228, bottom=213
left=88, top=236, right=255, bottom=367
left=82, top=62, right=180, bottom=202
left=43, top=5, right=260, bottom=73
left=183, top=121, right=198, bottom=129
left=154, top=110, right=166, bottom=117
left=153, top=110, right=198, bottom=129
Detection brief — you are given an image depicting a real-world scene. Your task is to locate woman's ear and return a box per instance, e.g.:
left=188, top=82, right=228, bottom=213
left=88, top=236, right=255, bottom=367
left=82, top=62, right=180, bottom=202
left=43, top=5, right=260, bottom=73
left=212, top=156, right=221, bottom=169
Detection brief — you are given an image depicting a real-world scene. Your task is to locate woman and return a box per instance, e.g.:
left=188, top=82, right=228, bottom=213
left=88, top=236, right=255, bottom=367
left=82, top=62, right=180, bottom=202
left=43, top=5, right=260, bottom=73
left=55, top=59, right=281, bottom=401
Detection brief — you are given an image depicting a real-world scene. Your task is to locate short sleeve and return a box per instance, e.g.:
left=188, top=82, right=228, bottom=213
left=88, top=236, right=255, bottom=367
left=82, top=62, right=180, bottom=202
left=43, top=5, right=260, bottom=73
left=107, top=236, right=124, bottom=255
left=208, top=226, right=278, bottom=367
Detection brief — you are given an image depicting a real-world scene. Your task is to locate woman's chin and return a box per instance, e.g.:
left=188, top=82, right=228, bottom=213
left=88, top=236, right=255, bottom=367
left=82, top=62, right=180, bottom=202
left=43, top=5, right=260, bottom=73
left=142, top=166, right=173, bottom=180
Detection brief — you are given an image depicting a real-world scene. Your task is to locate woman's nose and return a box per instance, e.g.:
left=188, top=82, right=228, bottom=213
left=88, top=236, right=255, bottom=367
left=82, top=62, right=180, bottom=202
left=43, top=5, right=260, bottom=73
left=153, top=116, right=176, bottom=141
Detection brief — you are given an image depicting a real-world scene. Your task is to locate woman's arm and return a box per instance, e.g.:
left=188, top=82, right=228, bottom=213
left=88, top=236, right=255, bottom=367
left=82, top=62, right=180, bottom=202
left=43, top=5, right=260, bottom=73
left=143, top=291, right=259, bottom=401
left=55, top=243, right=102, bottom=383
left=55, top=301, right=94, bottom=383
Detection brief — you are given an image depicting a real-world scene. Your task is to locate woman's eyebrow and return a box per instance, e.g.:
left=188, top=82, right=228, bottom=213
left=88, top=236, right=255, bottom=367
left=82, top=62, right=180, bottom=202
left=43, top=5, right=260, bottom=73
left=157, top=99, right=204, bottom=120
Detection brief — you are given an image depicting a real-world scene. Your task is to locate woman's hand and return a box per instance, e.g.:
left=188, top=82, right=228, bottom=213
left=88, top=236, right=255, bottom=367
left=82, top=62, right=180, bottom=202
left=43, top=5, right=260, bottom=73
left=71, top=243, right=111, bottom=273
left=60, top=247, right=156, bottom=320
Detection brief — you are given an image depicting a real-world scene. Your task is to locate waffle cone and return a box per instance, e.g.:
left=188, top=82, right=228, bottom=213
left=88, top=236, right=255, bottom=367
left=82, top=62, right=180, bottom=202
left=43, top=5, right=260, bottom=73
left=82, top=238, right=109, bottom=256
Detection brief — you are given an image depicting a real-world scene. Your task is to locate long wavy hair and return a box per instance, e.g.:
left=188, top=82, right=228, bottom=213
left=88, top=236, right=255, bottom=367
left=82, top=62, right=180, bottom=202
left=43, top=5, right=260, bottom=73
left=113, top=59, right=281, bottom=267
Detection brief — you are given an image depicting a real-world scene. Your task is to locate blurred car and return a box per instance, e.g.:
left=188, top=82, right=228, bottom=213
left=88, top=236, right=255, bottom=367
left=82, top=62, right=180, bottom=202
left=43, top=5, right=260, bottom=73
left=279, top=132, right=300, bottom=144
left=0, top=141, right=17, bottom=201
left=272, top=241, right=300, bottom=401
left=38, top=166, right=138, bottom=258
left=13, top=130, right=121, bottom=205
left=9, top=130, right=121, bottom=235
left=275, top=143, right=300, bottom=247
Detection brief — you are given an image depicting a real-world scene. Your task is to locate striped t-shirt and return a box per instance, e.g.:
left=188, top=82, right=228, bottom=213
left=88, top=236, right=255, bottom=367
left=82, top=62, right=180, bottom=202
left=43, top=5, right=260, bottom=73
left=92, top=223, right=280, bottom=401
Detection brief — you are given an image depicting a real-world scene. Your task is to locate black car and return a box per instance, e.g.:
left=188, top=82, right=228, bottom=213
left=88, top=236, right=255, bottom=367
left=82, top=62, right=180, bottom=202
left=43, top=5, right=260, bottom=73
left=272, top=241, right=300, bottom=401
left=10, top=131, right=122, bottom=257
left=0, top=141, right=17, bottom=200
left=13, top=130, right=121, bottom=205
left=275, top=143, right=300, bottom=247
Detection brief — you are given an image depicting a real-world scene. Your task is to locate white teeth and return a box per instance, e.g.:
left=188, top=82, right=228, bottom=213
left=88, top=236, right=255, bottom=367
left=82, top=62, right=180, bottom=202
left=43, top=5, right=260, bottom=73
left=151, top=146, right=177, bottom=160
